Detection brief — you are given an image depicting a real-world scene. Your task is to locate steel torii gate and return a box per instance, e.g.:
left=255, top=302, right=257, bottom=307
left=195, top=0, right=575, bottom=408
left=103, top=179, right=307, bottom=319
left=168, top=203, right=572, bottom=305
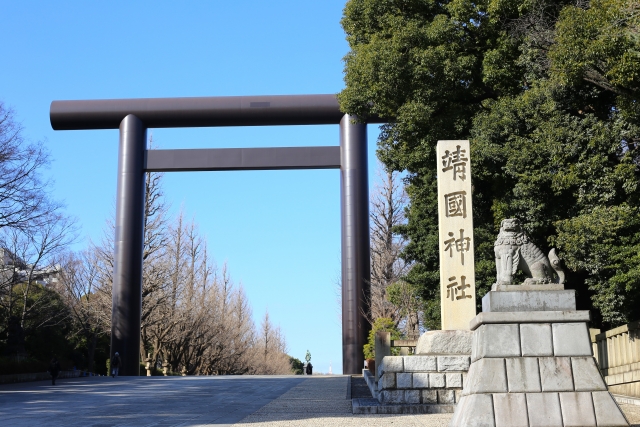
left=50, top=94, right=382, bottom=375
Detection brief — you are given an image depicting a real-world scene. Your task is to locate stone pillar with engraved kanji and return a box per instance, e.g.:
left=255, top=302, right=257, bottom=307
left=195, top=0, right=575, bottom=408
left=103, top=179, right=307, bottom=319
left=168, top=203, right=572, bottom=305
left=437, top=140, right=476, bottom=330
left=370, top=140, right=476, bottom=408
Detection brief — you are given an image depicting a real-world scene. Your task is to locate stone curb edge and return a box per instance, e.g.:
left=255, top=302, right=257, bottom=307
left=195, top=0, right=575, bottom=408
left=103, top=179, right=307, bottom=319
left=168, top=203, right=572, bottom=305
left=470, top=311, right=591, bottom=330
left=352, top=398, right=456, bottom=415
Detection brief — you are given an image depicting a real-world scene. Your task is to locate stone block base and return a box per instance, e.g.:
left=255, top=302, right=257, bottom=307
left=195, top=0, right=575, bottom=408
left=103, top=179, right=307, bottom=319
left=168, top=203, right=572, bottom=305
left=452, top=391, right=628, bottom=427
left=451, top=302, right=630, bottom=426
left=359, top=368, right=458, bottom=414
left=377, top=354, right=468, bottom=405
left=482, top=290, right=576, bottom=312
left=371, top=330, right=473, bottom=408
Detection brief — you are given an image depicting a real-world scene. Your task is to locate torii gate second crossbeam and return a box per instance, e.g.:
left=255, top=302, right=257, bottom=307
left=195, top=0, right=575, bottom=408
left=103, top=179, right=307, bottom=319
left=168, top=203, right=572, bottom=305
left=50, top=94, right=383, bottom=375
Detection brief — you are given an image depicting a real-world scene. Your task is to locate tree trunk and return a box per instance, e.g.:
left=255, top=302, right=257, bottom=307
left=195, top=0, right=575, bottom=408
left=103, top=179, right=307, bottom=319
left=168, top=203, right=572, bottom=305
left=87, top=331, right=97, bottom=373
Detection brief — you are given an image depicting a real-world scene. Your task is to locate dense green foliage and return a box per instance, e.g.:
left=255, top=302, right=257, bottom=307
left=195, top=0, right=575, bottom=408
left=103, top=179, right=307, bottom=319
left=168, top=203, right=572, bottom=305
left=289, top=356, right=304, bottom=374
left=363, top=317, right=403, bottom=359
left=0, top=357, right=48, bottom=376
left=340, top=0, right=640, bottom=328
left=0, top=286, right=110, bottom=375
left=0, top=282, right=110, bottom=375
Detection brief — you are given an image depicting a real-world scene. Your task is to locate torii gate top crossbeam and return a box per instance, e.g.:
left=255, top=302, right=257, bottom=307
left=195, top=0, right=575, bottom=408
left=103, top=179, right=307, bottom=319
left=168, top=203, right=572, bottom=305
left=50, top=94, right=383, bottom=130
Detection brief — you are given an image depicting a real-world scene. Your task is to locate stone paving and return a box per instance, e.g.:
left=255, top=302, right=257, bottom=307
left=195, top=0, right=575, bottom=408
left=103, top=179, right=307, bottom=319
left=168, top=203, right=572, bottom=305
left=0, top=375, right=305, bottom=427
left=1, top=375, right=639, bottom=426
left=235, top=376, right=452, bottom=426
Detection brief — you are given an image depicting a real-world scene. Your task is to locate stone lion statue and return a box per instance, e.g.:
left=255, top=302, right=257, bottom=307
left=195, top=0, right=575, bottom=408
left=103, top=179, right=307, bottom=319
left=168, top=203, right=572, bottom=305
left=494, top=218, right=565, bottom=286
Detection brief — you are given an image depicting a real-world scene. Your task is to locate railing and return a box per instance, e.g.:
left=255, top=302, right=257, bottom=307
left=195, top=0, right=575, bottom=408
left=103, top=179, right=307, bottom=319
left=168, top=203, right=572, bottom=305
left=592, top=321, right=640, bottom=398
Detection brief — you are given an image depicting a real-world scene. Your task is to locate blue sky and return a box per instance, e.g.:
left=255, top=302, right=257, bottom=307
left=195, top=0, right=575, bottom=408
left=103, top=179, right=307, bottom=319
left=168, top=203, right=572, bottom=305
left=0, top=0, right=383, bottom=375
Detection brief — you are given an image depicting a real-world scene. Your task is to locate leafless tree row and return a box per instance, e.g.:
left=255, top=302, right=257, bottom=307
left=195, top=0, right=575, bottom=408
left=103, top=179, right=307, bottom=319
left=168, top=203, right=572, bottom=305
left=55, top=168, right=292, bottom=375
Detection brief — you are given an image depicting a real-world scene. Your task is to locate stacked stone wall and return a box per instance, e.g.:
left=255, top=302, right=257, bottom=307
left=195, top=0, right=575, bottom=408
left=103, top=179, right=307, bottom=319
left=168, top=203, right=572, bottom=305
left=377, top=355, right=469, bottom=405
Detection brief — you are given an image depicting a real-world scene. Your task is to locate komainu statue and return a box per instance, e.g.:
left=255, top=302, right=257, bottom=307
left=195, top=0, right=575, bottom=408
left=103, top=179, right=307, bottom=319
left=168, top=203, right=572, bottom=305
left=494, top=218, right=565, bottom=286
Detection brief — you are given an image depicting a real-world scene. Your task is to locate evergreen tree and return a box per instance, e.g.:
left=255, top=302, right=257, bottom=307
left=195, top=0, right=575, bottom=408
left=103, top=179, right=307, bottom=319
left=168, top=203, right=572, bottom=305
left=340, top=0, right=640, bottom=328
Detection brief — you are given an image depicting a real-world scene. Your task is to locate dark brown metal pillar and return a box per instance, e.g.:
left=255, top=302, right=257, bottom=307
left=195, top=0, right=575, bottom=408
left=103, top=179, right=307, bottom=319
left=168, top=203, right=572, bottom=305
left=110, top=114, right=146, bottom=376
left=340, top=114, right=371, bottom=375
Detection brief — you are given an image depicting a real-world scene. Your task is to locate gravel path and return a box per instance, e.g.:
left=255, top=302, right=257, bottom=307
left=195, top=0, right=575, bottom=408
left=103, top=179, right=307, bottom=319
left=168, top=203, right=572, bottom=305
left=621, top=402, right=640, bottom=426
left=235, top=376, right=452, bottom=427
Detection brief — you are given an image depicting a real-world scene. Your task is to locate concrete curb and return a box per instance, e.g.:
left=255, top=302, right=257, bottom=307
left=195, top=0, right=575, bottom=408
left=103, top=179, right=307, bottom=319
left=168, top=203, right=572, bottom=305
left=363, top=369, right=378, bottom=399
left=614, top=394, right=640, bottom=406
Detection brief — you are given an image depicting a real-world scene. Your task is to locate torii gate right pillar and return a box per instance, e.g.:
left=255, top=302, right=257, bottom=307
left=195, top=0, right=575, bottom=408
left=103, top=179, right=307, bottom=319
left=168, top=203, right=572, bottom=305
left=340, top=114, right=371, bottom=375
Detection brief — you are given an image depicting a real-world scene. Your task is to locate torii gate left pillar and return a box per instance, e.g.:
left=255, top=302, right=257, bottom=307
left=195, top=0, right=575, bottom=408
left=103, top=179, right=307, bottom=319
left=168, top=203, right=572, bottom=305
left=112, top=114, right=147, bottom=376
left=50, top=94, right=379, bottom=375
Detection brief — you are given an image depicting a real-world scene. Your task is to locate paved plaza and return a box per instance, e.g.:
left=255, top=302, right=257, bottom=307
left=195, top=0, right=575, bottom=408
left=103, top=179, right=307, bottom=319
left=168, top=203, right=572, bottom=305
left=1, top=375, right=639, bottom=426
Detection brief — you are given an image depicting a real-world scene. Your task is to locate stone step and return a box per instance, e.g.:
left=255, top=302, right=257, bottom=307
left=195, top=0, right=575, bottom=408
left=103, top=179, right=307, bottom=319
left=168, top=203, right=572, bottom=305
left=351, top=398, right=455, bottom=415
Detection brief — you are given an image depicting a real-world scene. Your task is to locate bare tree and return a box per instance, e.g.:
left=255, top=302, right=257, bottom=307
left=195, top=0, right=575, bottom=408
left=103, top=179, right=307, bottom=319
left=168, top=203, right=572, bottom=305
left=0, top=102, right=56, bottom=233
left=246, top=310, right=293, bottom=375
left=55, top=250, right=105, bottom=372
left=369, top=164, right=412, bottom=326
left=0, top=210, right=77, bottom=357
left=148, top=211, right=196, bottom=373
left=89, top=165, right=172, bottom=365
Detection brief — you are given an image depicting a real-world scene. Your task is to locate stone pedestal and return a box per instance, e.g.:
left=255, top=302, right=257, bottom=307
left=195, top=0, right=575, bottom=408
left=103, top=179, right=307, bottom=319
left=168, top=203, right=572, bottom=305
left=450, top=290, right=630, bottom=427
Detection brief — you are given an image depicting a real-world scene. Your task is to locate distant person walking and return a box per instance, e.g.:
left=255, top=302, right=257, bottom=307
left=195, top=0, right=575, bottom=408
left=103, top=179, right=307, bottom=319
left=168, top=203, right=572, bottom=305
left=111, top=352, right=121, bottom=378
left=48, top=356, right=60, bottom=385
left=304, top=350, right=312, bottom=375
